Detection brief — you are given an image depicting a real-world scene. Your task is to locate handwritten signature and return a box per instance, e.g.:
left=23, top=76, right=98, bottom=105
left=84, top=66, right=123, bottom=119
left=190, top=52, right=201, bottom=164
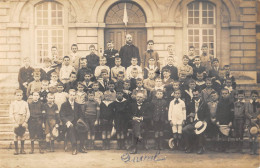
left=121, top=151, right=166, bottom=163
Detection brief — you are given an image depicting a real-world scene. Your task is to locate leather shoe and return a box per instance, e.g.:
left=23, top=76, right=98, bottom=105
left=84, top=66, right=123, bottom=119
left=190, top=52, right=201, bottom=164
left=197, top=147, right=204, bottom=154
left=185, top=148, right=192, bottom=153
left=72, top=149, right=77, bottom=155
left=130, top=148, right=137, bottom=154
left=79, top=147, right=87, bottom=153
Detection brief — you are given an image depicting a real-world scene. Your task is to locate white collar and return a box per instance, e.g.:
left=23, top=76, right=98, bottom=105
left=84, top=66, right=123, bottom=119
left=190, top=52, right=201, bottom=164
left=41, top=89, right=49, bottom=92
left=250, top=99, right=259, bottom=103
left=195, top=99, right=201, bottom=103
left=69, top=100, right=74, bottom=105
left=102, top=100, right=113, bottom=106
left=136, top=87, right=144, bottom=91
left=116, top=98, right=127, bottom=103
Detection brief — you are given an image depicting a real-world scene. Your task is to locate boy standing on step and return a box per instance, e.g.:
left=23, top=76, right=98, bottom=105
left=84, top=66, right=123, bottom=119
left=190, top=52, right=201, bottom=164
left=9, top=89, right=30, bottom=155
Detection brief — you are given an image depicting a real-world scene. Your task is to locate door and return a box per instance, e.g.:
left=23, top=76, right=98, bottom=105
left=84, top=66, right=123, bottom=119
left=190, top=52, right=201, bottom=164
left=104, top=28, right=147, bottom=58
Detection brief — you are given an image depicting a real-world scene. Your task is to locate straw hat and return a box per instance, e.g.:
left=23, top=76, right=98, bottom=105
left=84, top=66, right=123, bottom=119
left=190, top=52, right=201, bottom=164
left=194, top=121, right=207, bottom=135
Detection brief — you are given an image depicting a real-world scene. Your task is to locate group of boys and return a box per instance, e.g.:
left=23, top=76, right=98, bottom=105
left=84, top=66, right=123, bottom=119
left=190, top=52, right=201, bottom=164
left=10, top=41, right=259, bottom=156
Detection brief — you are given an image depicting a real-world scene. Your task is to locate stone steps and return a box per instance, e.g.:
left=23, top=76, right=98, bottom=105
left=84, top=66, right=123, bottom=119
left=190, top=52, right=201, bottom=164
left=0, top=117, right=12, bottom=124
left=0, top=124, right=13, bottom=132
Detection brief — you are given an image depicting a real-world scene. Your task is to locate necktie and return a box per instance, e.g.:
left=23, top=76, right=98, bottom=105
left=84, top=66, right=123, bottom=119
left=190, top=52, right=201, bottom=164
left=253, top=101, right=256, bottom=113
left=147, top=50, right=153, bottom=53
left=174, top=98, right=179, bottom=105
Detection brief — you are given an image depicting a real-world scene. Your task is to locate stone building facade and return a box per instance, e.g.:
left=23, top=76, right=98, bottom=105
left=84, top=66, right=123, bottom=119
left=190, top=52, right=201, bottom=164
left=0, top=0, right=258, bottom=83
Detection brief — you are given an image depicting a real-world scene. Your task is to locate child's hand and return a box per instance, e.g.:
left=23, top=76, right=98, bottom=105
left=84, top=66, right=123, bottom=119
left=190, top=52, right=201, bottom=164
left=182, top=121, right=186, bottom=126
left=94, top=120, right=98, bottom=126
left=170, top=121, right=173, bottom=126
left=216, top=122, right=219, bottom=126
left=23, top=82, right=28, bottom=88
left=55, top=124, right=59, bottom=128
left=42, top=123, right=45, bottom=129
left=228, top=122, right=232, bottom=127
left=14, top=123, right=19, bottom=128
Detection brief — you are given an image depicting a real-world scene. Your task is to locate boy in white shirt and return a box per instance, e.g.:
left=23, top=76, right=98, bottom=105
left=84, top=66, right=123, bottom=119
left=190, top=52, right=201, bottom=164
left=59, top=56, right=76, bottom=84
left=111, top=57, right=125, bottom=82
left=94, top=57, right=110, bottom=78
left=126, top=57, right=142, bottom=79
left=168, top=89, right=186, bottom=150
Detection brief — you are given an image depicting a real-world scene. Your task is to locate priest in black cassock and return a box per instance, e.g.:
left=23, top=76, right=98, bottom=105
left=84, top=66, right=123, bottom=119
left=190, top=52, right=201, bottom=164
left=119, top=34, right=140, bottom=68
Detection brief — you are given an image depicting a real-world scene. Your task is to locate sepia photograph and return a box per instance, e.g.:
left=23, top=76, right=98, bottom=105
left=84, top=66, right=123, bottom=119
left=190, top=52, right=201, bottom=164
left=0, top=0, right=259, bottom=167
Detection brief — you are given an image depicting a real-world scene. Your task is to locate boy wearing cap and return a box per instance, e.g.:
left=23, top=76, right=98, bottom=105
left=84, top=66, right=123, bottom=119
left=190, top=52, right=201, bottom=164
left=18, top=57, right=34, bottom=100
left=28, top=92, right=45, bottom=154
left=9, top=89, right=30, bottom=155
left=246, top=90, right=260, bottom=155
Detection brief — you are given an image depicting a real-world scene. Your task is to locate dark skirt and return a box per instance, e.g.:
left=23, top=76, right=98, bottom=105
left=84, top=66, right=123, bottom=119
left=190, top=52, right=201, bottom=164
left=28, top=118, right=44, bottom=139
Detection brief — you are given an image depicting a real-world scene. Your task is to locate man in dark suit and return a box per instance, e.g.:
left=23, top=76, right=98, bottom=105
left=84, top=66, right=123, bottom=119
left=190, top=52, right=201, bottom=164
left=183, top=88, right=210, bottom=154
left=60, top=89, right=86, bottom=155
left=104, top=40, right=119, bottom=68
left=192, top=56, right=206, bottom=79
left=129, top=92, right=152, bottom=154
left=119, top=34, right=140, bottom=68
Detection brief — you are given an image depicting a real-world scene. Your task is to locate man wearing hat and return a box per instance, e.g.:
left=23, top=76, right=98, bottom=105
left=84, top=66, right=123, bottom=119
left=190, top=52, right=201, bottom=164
left=60, top=89, right=87, bottom=155
left=182, top=88, right=210, bottom=154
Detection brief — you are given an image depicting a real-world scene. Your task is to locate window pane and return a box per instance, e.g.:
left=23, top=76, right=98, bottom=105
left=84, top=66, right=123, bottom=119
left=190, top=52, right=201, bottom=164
left=194, top=30, right=199, bottom=35
left=208, top=18, right=213, bottom=24
left=209, top=11, right=213, bottom=17
left=203, top=29, right=207, bottom=35
left=209, top=29, right=213, bottom=35
left=58, top=11, right=62, bottom=17
left=188, top=18, right=193, bottom=24
left=208, top=4, right=213, bottom=10
left=203, top=11, right=207, bottom=17
left=194, top=18, right=199, bottom=24
left=188, top=29, right=193, bottom=35
left=195, top=36, right=199, bottom=42
left=194, top=2, right=199, bottom=9
left=189, top=36, right=193, bottom=41
left=202, top=18, right=207, bottom=24
left=202, top=3, right=207, bottom=10
left=188, top=11, right=193, bottom=17
left=43, top=3, right=48, bottom=10
left=194, top=11, right=199, bottom=17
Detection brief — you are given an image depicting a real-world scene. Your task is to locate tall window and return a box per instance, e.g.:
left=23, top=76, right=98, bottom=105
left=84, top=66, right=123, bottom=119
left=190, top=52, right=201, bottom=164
left=187, top=1, right=216, bottom=56
left=35, top=2, right=64, bottom=63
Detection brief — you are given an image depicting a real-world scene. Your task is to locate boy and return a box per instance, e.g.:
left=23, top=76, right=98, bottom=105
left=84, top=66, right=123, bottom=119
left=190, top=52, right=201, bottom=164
left=103, top=40, right=119, bottom=68
left=75, top=82, right=87, bottom=105
left=208, top=58, right=220, bottom=79
left=143, top=57, right=159, bottom=79
left=162, top=69, right=174, bottom=86
left=201, top=78, right=215, bottom=103
left=142, top=40, right=160, bottom=69
left=111, top=57, right=125, bottom=82
left=129, top=68, right=139, bottom=91
left=224, top=78, right=236, bottom=102
left=150, top=77, right=165, bottom=101
left=207, top=91, right=219, bottom=150
left=49, top=71, right=59, bottom=93
left=245, top=90, right=260, bottom=155
left=82, top=70, right=94, bottom=91
left=59, top=56, right=76, bottom=84
left=216, top=89, right=234, bottom=152
left=200, top=44, right=213, bottom=73
left=99, top=91, right=114, bottom=149
left=28, top=92, right=45, bottom=154
left=111, top=90, right=130, bottom=149
left=115, top=71, right=125, bottom=90
left=195, top=72, right=206, bottom=92
left=131, top=78, right=147, bottom=100
left=18, top=57, right=34, bottom=100
left=165, top=45, right=178, bottom=66
left=69, top=44, right=81, bottom=71
left=83, top=91, right=100, bottom=149
left=192, top=56, right=206, bottom=79
left=111, top=57, right=126, bottom=82
left=233, top=90, right=246, bottom=153
left=99, top=69, right=110, bottom=92
left=152, top=89, right=168, bottom=150
left=42, top=93, right=60, bottom=152
left=178, top=55, right=193, bottom=78
left=183, top=79, right=196, bottom=106
left=168, top=90, right=186, bottom=150
left=40, top=80, right=50, bottom=104
left=54, top=83, right=68, bottom=110
left=161, top=56, right=178, bottom=81
left=27, top=70, right=42, bottom=98
left=94, top=56, right=110, bottom=78
left=123, top=80, right=132, bottom=100
left=86, top=45, right=100, bottom=73
left=223, top=65, right=236, bottom=89
left=40, top=57, right=55, bottom=81
left=126, top=57, right=142, bottom=80
left=76, top=58, right=92, bottom=82
left=92, top=81, right=104, bottom=104
left=9, top=89, right=30, bottom=155
left=143, top=70, right=156, bottom=95
left=188, top=46, right=196, bottom=66
left=64, top=72, right=77, bottom=93
left=106, top=81, right=117, bottom=101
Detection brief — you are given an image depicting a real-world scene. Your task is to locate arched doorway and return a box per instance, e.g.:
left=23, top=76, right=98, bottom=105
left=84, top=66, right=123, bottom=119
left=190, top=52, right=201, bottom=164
left=104, top=2, right=147, bottom=57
